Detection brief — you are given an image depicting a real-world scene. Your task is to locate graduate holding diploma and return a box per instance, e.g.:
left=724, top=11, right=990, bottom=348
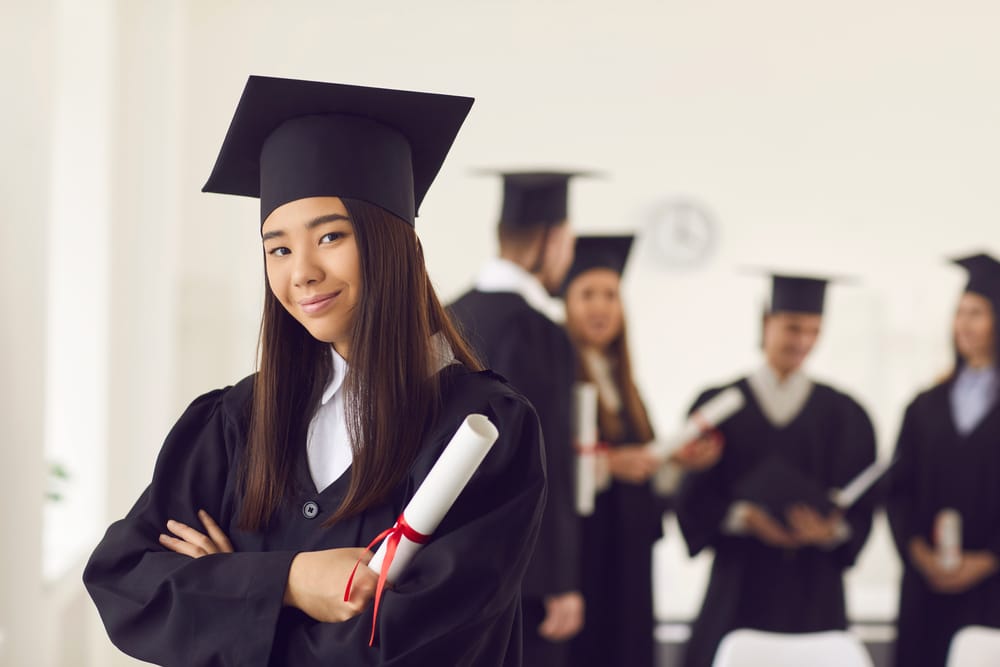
left=83, top=76, right=547, bottom=666
left=562, top=235, right=721, bottom=667
left=675, top=273, right=877, bottom=667
left=888, top=253, right=1000, bottom=667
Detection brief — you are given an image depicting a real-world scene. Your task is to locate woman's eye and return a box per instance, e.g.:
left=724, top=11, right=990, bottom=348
left=320, top=232, right=342, bottom=244
left=268, top=247, right=290, bottom=257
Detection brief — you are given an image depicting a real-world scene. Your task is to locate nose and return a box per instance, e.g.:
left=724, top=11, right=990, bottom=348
left=291, top=250, right=324, bottom=288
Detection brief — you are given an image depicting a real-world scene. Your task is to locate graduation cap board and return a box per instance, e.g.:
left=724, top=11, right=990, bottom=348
left=768, top=274, right=832, bottom=315
left=202, top=75, right=474, bottom=225
left=486, top=171, right=594, bottom=229
left=563, top=235, right=635, bottom=290
left=953, top=253, right=1000, bottom=309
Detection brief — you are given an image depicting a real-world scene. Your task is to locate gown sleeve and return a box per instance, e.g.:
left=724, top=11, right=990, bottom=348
left=675, top=388, right=733, bottom=557
left=485, top=311, right=579, bottom=598
left=826, top=395, right=878, bottom=568
left=266, top=383, right=547, bottom=666
left=83, top=385, right=299, bottom=667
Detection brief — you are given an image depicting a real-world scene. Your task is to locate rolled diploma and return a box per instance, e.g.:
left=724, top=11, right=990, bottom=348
left=574, top=383, right=599, bottom=516
left=367, top=413, right=499, bottom=583
left=830, top=457, right=896, bottom=509
left=647, top=387, right=745, bottom=461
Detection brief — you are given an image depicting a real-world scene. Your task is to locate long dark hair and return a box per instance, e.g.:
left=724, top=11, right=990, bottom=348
left=571, top=318, right=654, bottom=444
left=238, top=198, right=482, bottom=531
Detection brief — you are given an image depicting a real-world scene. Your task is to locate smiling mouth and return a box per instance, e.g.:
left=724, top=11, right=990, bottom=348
left=299, top=291, right=341, bottom=315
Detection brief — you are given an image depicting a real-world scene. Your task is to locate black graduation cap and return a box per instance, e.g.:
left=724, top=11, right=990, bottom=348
left=563, top=235, right=635, bottom=289
left=768, top=274, right=831, bottom=315
left=202, top=75, right=474, bottom=225
left=733, top=457, right=835, bottom=525
left=953, top=253, right=1000, bottom=306
left=492, top=171, right=591, bottom=228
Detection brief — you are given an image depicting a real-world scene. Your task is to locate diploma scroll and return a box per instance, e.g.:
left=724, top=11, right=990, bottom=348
left=647, top=387, right=745, bottom=461
left=829, top=457, right=897, bottom=509
left=367, top=413, right=500, bottom=582
left=574, top=383, right=600, bottom=516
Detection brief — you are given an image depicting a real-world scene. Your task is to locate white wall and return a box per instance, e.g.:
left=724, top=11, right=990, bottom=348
left=12, top=0, right=1000, bottom=663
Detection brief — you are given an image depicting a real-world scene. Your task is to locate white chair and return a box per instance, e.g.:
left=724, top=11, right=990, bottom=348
left=712, top=629, right=874, bottom=667
left=947, top=626, right=1000, bottom=667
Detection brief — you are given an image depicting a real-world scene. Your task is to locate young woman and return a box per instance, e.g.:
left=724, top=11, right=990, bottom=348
left=83, top=76, right=547, bottom=666
left=888, top=253, right=1000, bottom=667
left=562, top=235, right=721, bottom=667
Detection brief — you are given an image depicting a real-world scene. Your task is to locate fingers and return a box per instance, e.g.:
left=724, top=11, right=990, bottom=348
left=197, top=510, right=234, bottom=553
left=159, top=532, right=208, bottom=558
left=163, top=519, right=220, bottom=556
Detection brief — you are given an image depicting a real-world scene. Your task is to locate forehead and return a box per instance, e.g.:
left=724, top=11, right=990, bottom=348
left=771, top=312, right=823, bottom=327
left=571, top=268, right=620, bottom=290
left=261, top=196, right=350, bottom=233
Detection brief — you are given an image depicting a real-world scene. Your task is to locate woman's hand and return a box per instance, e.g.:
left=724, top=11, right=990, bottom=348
left=671, top=432, right=724, bottom=472
left=910, top=537, right=999, bottom=594
left=159, top=509, right=234, bottom=558
left=607, top=446, right=662, bottom=483
left=284, top=548, right=379, bottom=623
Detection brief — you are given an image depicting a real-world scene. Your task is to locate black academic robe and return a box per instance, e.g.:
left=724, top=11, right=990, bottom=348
left=83, top=367, right=546, bottom=667
left=449, top=290, right=579, bottom=667
left=887, top=381, right=1000, bottom=667
left=569, top=406, right=663, bottom=667
left=675, top=378, right=877, bottom=667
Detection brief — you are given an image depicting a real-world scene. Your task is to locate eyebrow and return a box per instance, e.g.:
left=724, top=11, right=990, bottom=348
left=261, top=213, right=351, bottom=242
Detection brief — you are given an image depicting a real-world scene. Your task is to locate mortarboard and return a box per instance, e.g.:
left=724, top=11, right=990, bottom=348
left=563, top=235, right=635, bottom=291
left=202, top=75, right=474, bottom=226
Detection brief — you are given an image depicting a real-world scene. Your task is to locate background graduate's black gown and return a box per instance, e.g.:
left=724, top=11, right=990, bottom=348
left=675, top=378, right=877, bottom=667
left=888, top=381, right=1000, bottom=667
left=84, top=367, right=546, bottom=667
left=569, top=406, right=663, bottom=667
left=450, top=290, right=579, bottom=667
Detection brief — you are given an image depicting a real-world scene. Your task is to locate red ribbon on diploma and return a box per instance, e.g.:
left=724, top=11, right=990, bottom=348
left=344, top=513, right=431, bottom=647
left=687, top=412, right=725, bottom=450
left=574, top=441, right=610, bottom=455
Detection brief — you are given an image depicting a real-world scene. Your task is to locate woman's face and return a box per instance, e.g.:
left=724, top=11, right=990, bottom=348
left=565, top=268, right=624, bottom=350
left=262, top=196, right=361, bottom=357
left=954, top=291, right=996, bottom=364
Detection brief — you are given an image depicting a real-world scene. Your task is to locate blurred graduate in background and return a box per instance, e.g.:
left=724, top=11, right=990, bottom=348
left=888, top=253, right=1000, bottom=667
left=675, top=274, right=878, bottom=667
left=450, top=172, right=587, bottom=667
left=562, top=235, right=721, bottom=667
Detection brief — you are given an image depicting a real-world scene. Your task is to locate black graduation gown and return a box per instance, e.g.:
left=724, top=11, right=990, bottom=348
left=675, top=378, right=877, bottom=667
left=83, top=367, right=546, bottom=667
left=449, top=289, right=579, bottom=667
left=569, top=406, right=663, bottom=667
left=887, top=381, right=1000, bottom=667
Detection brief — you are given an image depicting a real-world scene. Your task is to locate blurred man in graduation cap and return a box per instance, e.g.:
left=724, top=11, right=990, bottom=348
left=674, top=273, right=878, bottom=667
left=889, top=253, right=1000, bottom=667
left=450, top=172, right=585, bottom=666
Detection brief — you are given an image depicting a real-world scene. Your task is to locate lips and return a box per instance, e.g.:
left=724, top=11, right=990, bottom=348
left=298, top=291, right=341, bottom=315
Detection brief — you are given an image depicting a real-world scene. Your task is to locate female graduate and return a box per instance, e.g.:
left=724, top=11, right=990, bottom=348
left=888, top=253, right=1000, bottom=667
left=562, top=236, right=722, bottom=667
left=83, top=75, right=547, bottom=667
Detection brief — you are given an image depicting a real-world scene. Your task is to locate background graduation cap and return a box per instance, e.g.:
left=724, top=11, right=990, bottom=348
left=953, top=252, right=1000, bottom=308
left=766, top=273, right=841, bottom=315
left=562, top=234, right=635, bottom=292
left=202, top=75, right=474, bottom=225
left=484, top=171, right=595, bottom=228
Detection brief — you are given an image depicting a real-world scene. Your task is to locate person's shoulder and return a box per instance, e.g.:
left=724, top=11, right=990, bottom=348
left=441, top=365, right=532, bottom=410
left=905, top=379, right=951, bottom=413
left=176, top=373, right=256, bottom=432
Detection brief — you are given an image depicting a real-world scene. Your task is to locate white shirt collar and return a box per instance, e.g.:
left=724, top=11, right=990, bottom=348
left=747, top=363, right=814, bottom=428
left=317, top=333, right=458, bottom=406
left=474, top=257, right=565, bottom=324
